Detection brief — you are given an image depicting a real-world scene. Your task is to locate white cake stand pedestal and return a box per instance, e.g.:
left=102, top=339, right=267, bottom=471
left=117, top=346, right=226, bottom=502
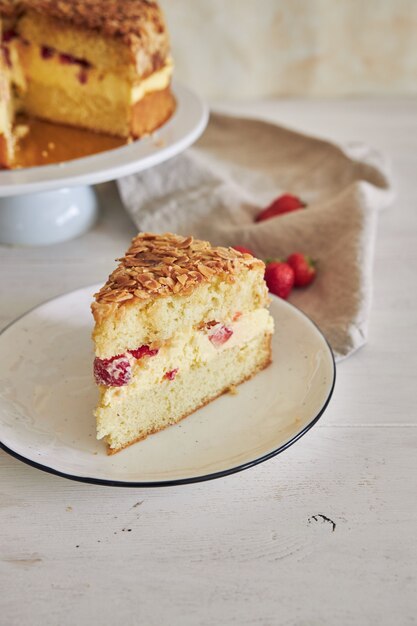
left=0, top=187, right=99, bottom=245
left=0, top=82, right=208, bottom=246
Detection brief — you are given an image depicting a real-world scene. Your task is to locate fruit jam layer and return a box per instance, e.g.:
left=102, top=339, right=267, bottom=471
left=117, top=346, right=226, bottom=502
left=2, top=32, right=172, bottom=104
left=94, top=308, right=274, bottom=393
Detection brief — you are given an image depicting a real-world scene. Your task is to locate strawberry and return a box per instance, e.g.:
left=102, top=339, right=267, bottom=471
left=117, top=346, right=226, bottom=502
left=232, top=245, right=255, bottom=256
left=94, top=354, right=131, bottom=387
left=287, top=253, right=316, bottom=287
left=264, top=262, right=294, bottom=299
left=129, top=344, right=159, bottom=359
left=208, top=323, right=233, bottom=347
left=256, top=193, right=306, bottom=222
left=93, top=344, right=160, bottom=387
left=164, top=368, right=179, bottom=381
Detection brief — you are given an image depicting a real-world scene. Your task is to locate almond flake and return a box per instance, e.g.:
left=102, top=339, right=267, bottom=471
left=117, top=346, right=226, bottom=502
left=197, top=264, right=215, bottom=278
left=124, top=258, right=145, bottom=267
left=177, top=274, right=188, bottom=286
left=133, top=290, right=149, bottom=300
left=177, top=236, right=193, bottom=249
left=159, top=277, right=175, bottom=287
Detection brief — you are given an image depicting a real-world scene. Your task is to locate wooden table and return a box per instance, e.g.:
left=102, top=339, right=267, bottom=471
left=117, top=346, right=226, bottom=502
left=1, top=98, right=416, bottom=626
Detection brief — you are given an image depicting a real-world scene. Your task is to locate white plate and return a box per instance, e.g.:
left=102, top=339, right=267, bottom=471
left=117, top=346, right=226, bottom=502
left=0, top=81, right=208, bottom=196
left=0, top=286, right=335, bottom=486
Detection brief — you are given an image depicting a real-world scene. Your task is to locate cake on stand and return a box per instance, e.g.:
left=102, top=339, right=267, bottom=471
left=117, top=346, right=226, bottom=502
left=0, top=82, right=208, bottom=246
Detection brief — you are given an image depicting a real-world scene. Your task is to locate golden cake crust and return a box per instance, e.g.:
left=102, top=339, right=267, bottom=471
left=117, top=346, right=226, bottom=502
left=17, top=0, right=169, bottom=67
left=0, top=0, right=21, bottom=18
left=92, top=233, right=265, bottom=321
left=131, top=85, right=175, bottom=138
left=0, top=135, right=10, bottom=168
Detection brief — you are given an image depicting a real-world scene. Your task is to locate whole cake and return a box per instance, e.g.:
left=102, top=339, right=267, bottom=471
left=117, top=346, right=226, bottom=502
left=0, top=0, right=175, bottom=168
left=92, top=233, right=274, bottom=454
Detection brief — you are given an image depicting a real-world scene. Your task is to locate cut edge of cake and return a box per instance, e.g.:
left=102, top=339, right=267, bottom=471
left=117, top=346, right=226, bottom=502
left=105, top=333, right=272, bottom=455
left=0, top=12, right=15, bottom=167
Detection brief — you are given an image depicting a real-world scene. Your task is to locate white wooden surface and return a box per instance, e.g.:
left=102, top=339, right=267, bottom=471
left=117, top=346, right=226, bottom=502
left=1, top=99, right=416, bottom=626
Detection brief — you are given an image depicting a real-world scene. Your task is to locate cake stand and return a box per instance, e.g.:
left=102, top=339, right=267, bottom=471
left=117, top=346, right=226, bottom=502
left=0, top=82, right=208, bottom=245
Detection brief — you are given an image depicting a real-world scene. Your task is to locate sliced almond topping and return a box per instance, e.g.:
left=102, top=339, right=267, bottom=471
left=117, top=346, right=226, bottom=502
left=197, top=263, right=215, bottom=278
left=133, top=289, right=149, bottom=300
left=214, top=249, right=227, bottom=258
left=110, top=291, right=134, bottom=302
left=94, top=232, right=256, bottom=306
left=136, top=273, right=154, bottom=285
left=177, top=236, right=193, bottom=249
left=177, top=274, right=188, bottom=286
left=159, top=276, right=175, bottom=287
left=123, top=258, right=146, bottom=267
left=114, top=274, right=131, bottom=286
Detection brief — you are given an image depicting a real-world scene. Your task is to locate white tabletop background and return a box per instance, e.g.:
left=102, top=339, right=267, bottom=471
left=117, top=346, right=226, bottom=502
left=0, top=98, right=416, bottom=626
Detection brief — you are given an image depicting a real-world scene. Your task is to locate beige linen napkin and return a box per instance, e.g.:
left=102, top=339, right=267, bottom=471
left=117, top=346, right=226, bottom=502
left=117, top=113, right=393, bottom=360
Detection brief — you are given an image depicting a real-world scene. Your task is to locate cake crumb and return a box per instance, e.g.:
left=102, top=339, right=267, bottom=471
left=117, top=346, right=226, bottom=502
left=151, top=132, right=165, bottom=148
left=66, top=506, right=72, bottom=512
left=14, top=124, right=29, bottom=140
left=228, top=385, right=238, bottom=396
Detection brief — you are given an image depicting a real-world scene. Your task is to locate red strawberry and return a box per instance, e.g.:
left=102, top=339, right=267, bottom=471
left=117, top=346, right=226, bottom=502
left=256, top=193, right=306, bottom=222
left=164, top=368, right=179, bottom=381
left=93, top=354, right=131, bottom=387
left=264, top=262, right=294, bottom=299
left=129, top=344, right=159, bottom=359
left=232, top=245, right=254, bottom=256
left=287, top=253, right=316, bottom=287
left=208, top=323, right=234, bottom=347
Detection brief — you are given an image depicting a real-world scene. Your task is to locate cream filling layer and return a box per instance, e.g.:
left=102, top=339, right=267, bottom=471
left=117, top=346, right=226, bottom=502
left=9, top=40, right=172, bottom=105
left=130, top=58, right=173, bottom=103
left=101, top=308, right=274, bottom=403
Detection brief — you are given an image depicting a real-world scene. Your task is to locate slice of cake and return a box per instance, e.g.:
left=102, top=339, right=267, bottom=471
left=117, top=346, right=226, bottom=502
left=0, top=0, right=175, bottom=167
left=91, top=233, right=274, bottom=454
